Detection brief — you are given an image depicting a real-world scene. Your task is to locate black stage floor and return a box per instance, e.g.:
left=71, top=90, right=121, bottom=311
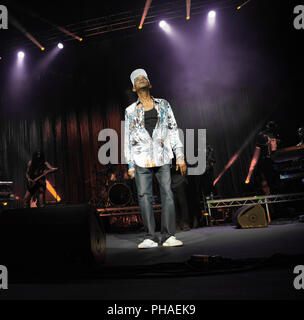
left=105, top=222, right=304, bottom=266
left=1, top=221, right=304, bottom=300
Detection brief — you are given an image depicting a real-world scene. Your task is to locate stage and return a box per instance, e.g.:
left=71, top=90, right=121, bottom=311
left=104, top=221, right=304, bottom=266
left=1, top=219, right=304, bottom=300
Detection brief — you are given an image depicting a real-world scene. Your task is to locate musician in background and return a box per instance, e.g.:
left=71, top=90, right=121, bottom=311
left=254, top=121, right=281, bottom=195
left=297, top=127, right=304, bottom=146
left=171, top=157, right=190, bottom=231
left=201, top=144, right=216, bottom=198
left=23, top=151, right=57, bottom=208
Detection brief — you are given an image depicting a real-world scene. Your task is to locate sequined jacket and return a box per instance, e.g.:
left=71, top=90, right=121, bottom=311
left=124, top=98, right=184, bottom=169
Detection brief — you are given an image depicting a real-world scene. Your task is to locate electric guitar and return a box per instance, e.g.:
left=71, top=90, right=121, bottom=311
left=27, top=168, right=58, bottom=191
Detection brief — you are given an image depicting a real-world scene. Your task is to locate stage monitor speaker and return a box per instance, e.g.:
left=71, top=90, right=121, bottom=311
left=0, top=204, right=106, bottom=275
left=233, top=204, right=268, bottom=228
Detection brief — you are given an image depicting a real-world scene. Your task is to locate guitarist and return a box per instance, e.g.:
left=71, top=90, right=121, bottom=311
left=23, top=151, right=58, bottom=208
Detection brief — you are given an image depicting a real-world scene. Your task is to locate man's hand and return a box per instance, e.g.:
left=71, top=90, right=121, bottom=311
left=176, top=160, right=187, bottom=176
left=128, top=167, right=135, bottom=179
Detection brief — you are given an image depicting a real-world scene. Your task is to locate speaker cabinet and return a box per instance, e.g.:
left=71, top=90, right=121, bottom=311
left=233, top=204, right=268, bottom=228
left=0, top=204, right=106, bottom=275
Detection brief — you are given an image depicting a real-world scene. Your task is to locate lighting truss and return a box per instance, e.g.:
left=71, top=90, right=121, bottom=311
left=207, top=192, right=304, bottom=222
left=6, top=0, right=236, bottom=50
left=97, top=204, right=162, bottom=217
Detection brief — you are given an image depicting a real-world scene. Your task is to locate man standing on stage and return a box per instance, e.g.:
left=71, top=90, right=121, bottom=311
left=124, top=69, right=186, bottom=248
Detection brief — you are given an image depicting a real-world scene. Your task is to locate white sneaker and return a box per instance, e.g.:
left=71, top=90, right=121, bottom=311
left=162, top=236, right=183, bottom=247
left=138, top=239, right=158, bottom=249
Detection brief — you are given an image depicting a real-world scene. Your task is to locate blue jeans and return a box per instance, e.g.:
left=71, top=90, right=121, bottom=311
left=134, top=164, right=176, bottom=242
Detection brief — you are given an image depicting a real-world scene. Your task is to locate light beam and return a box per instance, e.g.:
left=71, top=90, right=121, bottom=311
left=186, top=0, right=191, bottom=20
left=139, top=0, right=152, bottom=29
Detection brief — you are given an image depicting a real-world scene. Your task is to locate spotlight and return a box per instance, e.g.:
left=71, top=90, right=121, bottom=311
left=207, top=10, right=216, bottom=29
left=159, top=20, right=171, bottom=33
left=57, top=43, right=64, bottom=49
left=159, top=20, right=166, bottom=28
left=18, top=51, right=25, bottom=59
left=208, top=11, right=216, bottom=19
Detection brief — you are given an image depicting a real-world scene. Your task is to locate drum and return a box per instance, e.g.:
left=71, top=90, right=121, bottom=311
left=108, top=183, right=131, bottom=207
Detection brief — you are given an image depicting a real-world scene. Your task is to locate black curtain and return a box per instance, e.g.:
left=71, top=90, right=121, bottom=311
left=0, top=0, right=301, bottom=203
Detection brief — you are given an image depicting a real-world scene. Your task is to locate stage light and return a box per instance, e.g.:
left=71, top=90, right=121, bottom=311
left=159, top=20, right=171, bottom=34
left=11, top=15, right=45, bottom=51
left=214, top=153, right=239, bottom=186
left=17, top=51, right=25, bottom=66
left=41, top=47, right=45, bottom=51
left=46, top=179, right=61, bottom=202
left=139, top=0, right=152, bottom=30
left=208, top=11, right=216, bottom=19
left=237, top=0, right=251, bottom=10
left=159, top=20, right=166, bottom=28
left=207, top=10, right=216, bottom=29
left=245, top=147, right=261, bottom=184
left=2, top=202, right=7, bottom=206
left=18, top=51, right=25, bottom=59
left=57, top=43, right=64, bottom=49
left=186, top=0, right=191, bottom=20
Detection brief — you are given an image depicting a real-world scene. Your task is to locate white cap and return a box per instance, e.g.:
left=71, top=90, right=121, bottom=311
left=130, top=68, right=149, bottom=87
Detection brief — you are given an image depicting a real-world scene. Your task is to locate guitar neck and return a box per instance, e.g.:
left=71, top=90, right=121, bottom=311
left=35, top=169, right=56, bottom=181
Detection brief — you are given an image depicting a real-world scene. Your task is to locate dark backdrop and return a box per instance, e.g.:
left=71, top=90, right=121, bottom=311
left=0, top=0, right=302, bottom=203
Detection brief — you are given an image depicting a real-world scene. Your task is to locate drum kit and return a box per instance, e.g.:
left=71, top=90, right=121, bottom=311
left=89, top=164, right=161, bottom=230
left=92, top=164, right=137, bottom=209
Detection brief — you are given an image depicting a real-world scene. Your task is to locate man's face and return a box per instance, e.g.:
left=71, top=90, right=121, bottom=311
left=133, top=75, right=150, bottom=91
